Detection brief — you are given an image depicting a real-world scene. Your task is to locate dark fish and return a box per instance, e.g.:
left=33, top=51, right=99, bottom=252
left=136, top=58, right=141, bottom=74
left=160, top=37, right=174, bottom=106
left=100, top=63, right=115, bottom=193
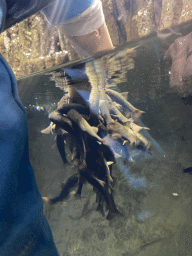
left=41, top=122, right=56, bottom=134
left=183, top=167, right=192, bottom=174
left=49, top=111, right=74, bottom=133
left=109, top=100, right=131, bottom=124
left=107, top=121, right=136, bottom=146
left=80, top=170, right=122, bottom=220
left=56, top=134, right=68, bottom=164
left=105, top=89, right=144, bottom=117
left=181, top=95, right=192, bottom=105
left=99, top=99, right=114, bottom=125
left=75, top=175, right=86, bottom=198
left=55, top=126, right=86, bottom=169
left=57, top=103, right=90, bottom=115
left=95, top=193, right=105, bottom=217
left=57, top=94, right=69, bottom=108
left=67, top=109, right=104, bottom=143
left=68, top=86, right=91, bottom=106
left=42, top=173, right=79, bottom=205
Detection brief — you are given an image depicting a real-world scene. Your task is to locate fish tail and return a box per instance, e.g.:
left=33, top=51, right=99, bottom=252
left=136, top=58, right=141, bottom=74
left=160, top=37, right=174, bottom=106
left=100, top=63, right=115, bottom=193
left=42, top=197, right=55, bottom=207
left=106, top=209, right=123, bottom=220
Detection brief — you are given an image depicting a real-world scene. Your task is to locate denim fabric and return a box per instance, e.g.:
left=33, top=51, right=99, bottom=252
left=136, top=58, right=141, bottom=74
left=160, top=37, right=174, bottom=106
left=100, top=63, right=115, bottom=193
left=0, top=44, right=59, bottom=256
left=42, top=0, right=94, bottom=25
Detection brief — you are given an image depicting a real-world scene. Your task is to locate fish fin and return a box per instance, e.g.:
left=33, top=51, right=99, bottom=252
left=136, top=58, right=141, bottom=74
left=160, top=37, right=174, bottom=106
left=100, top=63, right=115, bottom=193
left=115, top=103, right=122, bottom=108
left=59, top=182, right=66, bottom=188
left=92, top=126, right=99, bottom=133
left=102, top=139, right=109, bottom=147
left=129, top=157, right=135, bottom=163
left=106, top=209, right=123, bottom=220
left=131, top=111, right=142, bottom=121
left=94, top=177, right=105, bottom=187
left=52, top=143, right=57, bottom=149
left=42, top=197, right=50, bottom=203
left=96, top=204, right=105, bottom=217
left=114, top=152, right=122, bottom=159
left=107, top=161, right=114, bottom=166
left=112, top=133, right=122, bottom=139
left=123, top=120, right=131, bottom=127
left=125, top=112, right=131, bottom=118
left=41, top=122, right=55, bottom=134
left=121, top=92, right=129, bottom=100
left=122, top=140, right=129, bottom=145
left=110, top=114, right=118, bottom=118
left=131, top=123, right=150, bottom=134
left=42, top=197, right=54, bottom=208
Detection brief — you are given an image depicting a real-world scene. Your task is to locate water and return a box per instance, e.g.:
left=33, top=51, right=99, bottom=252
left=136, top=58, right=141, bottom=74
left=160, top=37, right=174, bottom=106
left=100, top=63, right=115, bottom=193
left=17, top=34, right=192, bottom=256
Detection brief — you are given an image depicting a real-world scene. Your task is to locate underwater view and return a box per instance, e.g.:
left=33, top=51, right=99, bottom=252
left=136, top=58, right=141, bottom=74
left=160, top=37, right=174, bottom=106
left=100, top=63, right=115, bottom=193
left=17, top=27, right=192, bottom=255
left=2, top=0, right=192, bottom=255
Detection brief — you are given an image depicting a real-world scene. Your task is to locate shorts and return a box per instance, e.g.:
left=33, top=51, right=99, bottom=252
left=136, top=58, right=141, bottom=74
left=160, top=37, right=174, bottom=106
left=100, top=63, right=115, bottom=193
left=42, top=0, right=105, bottom=36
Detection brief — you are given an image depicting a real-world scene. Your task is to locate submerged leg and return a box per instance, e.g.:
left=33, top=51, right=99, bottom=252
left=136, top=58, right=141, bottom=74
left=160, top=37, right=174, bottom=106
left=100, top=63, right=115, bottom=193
left=44, top=173, right=79, bottom=205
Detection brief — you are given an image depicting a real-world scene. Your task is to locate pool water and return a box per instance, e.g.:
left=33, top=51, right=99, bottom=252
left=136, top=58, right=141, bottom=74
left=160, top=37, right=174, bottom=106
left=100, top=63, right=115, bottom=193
left=17, top=33, right=192, bottom=256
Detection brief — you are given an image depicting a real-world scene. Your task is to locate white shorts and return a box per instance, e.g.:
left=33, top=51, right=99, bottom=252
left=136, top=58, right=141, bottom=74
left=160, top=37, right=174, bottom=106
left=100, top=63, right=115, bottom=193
left=56, top=0, right=105, bottom=36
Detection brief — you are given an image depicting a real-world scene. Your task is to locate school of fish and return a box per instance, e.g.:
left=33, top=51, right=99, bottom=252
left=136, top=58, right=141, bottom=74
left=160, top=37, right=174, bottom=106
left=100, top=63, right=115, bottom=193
left=41, top=58, right=151, bottom=220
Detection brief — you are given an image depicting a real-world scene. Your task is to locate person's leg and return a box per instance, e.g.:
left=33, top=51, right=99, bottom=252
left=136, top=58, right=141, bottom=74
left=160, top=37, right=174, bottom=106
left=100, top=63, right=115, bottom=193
left=0, top=52, right=59, bottom=256
left=67, top=22, right=114, bottom=57
left=43, top=0, right=114, bottom=58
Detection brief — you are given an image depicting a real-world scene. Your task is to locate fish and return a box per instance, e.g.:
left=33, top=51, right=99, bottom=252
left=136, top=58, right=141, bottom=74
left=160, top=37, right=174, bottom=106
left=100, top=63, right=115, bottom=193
left=99, top=143, right=116, bottom=163
left=109, top=100, right=131, bottom=124
left=105, top=89, right=144, bottom=117
left=123, top=120, right=150, bottom=136
left=183, top=167, right=192, bottom=174
left=41, top=122, right=56, bottom=134
left=57, top=103, right=90, bottom=116
left=103, top=157, right=114, bottom=184
left=103, top=134, right=133, bottom=161
left=49, top=111, right=74, bottom=134
left=42, top=173, right=79, bottom=205
left=75, top=175, right=87, bottom=198
left=107, top=121, right=136, bottom=146
left=99, top=99, right=114, bottom=125
left=95, top=192, right=105, bottom=216
left=67, top=109, right=104, bottom=143
left=57, top=94, right=69, bottom=108
left=55, top=123, right=87, bottom=169
left=56, top=134, right=68, bottom=164
left=85, top=61, right=100, bottom=116
left=129, top=122, right=149, bottom=134
left=79, top=169, right=122, bottom=220
left=135, top=132, right=151, bottom=150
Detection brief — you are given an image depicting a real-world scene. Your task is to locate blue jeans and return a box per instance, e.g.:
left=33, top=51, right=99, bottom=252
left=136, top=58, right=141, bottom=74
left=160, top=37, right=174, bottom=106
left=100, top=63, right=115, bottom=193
left=0, top=54, right=59, bottom=255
